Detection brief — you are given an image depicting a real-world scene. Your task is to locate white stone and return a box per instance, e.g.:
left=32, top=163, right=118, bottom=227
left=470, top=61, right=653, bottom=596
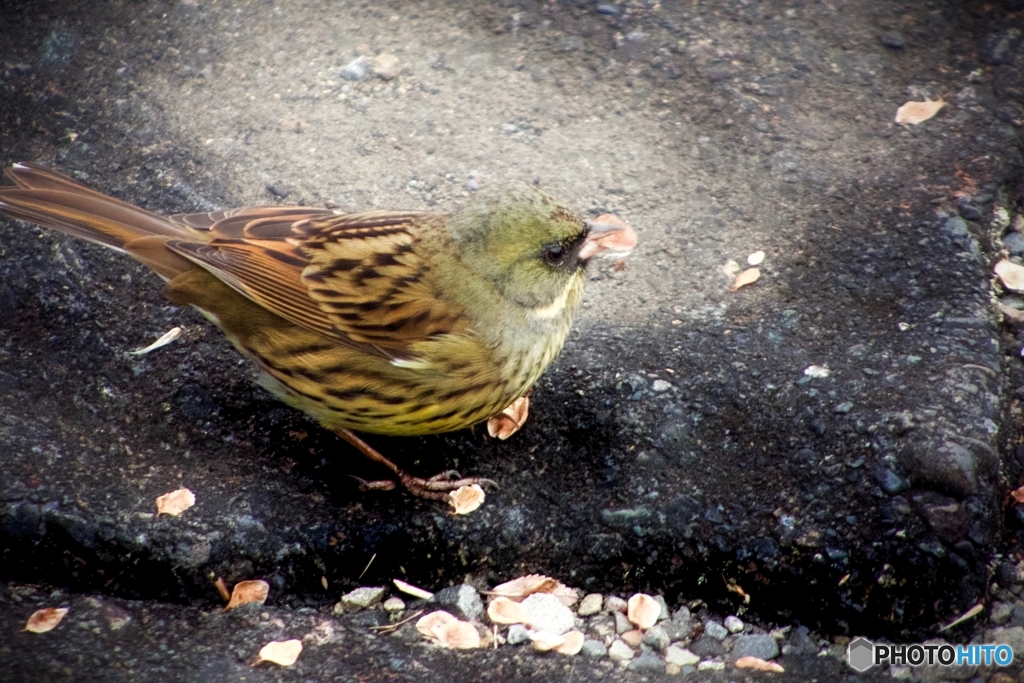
left=665, top=645, right=699, bottom=667
left=608, top=639, right=635, bottom=662
left=724, top=615, right=744, bottom=633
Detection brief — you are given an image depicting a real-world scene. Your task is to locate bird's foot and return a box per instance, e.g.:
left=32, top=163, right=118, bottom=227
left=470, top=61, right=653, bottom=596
left=337, top=428, right=497, bottom=502
left=487, top=394, right=530, bottom=440
left=352, top=471, right=498, bottom=501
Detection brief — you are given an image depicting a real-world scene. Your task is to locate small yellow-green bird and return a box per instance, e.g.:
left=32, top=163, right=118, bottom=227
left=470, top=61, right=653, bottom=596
left=0, top=163, right=636, bottom=499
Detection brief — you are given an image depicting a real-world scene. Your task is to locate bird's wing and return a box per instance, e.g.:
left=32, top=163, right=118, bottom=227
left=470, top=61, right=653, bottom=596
left=294, top=212, right=471, bottom=352
left=165, top=207, right=467, bottom=357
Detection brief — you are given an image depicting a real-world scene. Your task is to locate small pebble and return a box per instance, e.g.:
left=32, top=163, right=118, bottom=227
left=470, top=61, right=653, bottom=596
left=578, top=593, right=604, bottom=616
left=372, top=53, right=401, bottom=80
left=665, top=646, right=700, bottom=667
left=654, top=595, right=670, bottom=621
left=382, top=597, right=406, bottom=613
left=834, top=401, right=854, bottom=414
left=651, top=380, right=671, bottom=392
left=663, top=607, right=693, bottom=640
left=608, top=639, right=636, bottom=662
left=604, top=595, right=628, bottom=613
left=698, top=660, right=726, bottom=671
left=627, top=652, right=665, bottom=672
left=340, top=586, right=386, bottom=610
left=689, top=634, right=725, bottom=657
left=724, top=615, right=744, bottom=633
left=340, top=56, right=368, bottom=80
left=704, top=620, right=729, bottom=640
left=587, top=615, right=617, bottom=643
left=506, top=624, right=531, bottom=645
left=1004, top=231, right=1024, bottom=257
left=620, top=629, right=643, bottom=647
left=642, top=624, right=670, bottom=652
left=521, top=593, right=575, bottom=635
left=581, top=639, right=609, bottom=658
left=880, top=31, right=905, bottom=49
left=732, top=634, right=781, bottom=661
left=432, top=584, right=484, bottom=621
left=991, top=602, right=1014, bottom=625
left=614, top=611, right=632, bottom=634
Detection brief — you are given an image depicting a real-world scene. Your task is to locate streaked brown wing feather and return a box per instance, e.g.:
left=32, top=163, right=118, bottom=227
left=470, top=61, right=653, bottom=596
left=167, top=237, right=348, bottom=344
left=297, top=213, right=470, bottom=351
left=165, top=208, right=466, bottom=358
left=169, top=206, right=337, bottom=237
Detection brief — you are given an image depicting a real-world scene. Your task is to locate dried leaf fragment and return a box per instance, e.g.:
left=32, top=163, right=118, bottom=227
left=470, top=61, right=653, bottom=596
left=449, top=484, right=486, bottom=515
left=155, top=488, right=195, bottom=516
left=25, top=607, right=68, bottom=633
left=730, top=267, right=760, bottom=292
left=487, top=395, right=530, bottom=440
left=256, top=639, right=302, bottom=667
left=488, top=596, right=532, bottom=625
left=393, top=579, right=433, bottom=600
left=736, top=656, right=784, bottom=672
left=627, top=594, right=661, bottom=630
left=226, top=580, right=270, bottom=610
left=128, top=326, right=181, bottom=355
left=996, top=259, right=1024, bottom=292
left=895, top=99, right=945, bottom=125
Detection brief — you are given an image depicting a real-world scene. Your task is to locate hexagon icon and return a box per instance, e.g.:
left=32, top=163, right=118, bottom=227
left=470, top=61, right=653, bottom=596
left=847, top=637, right=875, bottom=672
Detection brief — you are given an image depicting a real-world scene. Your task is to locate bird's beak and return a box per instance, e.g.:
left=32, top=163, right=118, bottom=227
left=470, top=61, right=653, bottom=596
left=579, top=214, right=637, bottom=261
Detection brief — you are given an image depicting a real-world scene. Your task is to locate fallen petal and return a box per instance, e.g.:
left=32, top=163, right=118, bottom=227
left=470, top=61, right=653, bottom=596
left=556, top=630, right=585, bottom=655
left=488, top=596, right=532, bottom=625
left=487, top=395, right=530, bottom=440
left=155, top=488, right=195, bottom=516
left=735, top=656, right=784, bottom=672
left=895, top=99, right=946, bottom=125
left=529, top=630, right=566, bottom=652
left=449, top=484, right=486, bottom=515
left=434, top=620, right=482, bottom=649
left=730, top=267, right=761, bottom=291
left=226, top=580, right=270, bottom=610
left=25, top=607, right=68, bottom=633
left=416, top=611, right=458, bottom=638
left=256, top=639, right=302, bottom=667
left=627, top=594, right=660, bottom=630
left=996, top=259, right=1024, bottom=292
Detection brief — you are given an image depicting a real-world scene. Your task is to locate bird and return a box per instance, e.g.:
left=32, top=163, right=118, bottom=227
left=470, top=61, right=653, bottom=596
left=0, top=162, right=636, bottom=500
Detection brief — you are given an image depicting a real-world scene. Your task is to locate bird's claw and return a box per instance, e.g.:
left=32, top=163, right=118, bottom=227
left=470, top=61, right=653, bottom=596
left=398, top=473, right=499, bottom=501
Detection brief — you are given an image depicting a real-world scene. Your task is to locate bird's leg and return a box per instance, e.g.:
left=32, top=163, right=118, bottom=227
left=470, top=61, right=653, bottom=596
left=336, top=428, right=498, bottom=501
left=487, top=393, right=530, bottom=440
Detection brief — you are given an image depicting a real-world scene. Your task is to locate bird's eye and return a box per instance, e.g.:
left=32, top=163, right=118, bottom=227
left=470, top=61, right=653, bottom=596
left=545, top=245, right=565, bottom=265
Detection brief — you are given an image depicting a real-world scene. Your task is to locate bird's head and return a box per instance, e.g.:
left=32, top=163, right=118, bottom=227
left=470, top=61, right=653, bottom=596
left=447, top=185, right=636, bottom=312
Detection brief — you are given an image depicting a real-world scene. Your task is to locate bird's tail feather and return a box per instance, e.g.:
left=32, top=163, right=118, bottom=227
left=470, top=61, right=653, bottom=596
left=0, top=162, right=194, bottom=278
